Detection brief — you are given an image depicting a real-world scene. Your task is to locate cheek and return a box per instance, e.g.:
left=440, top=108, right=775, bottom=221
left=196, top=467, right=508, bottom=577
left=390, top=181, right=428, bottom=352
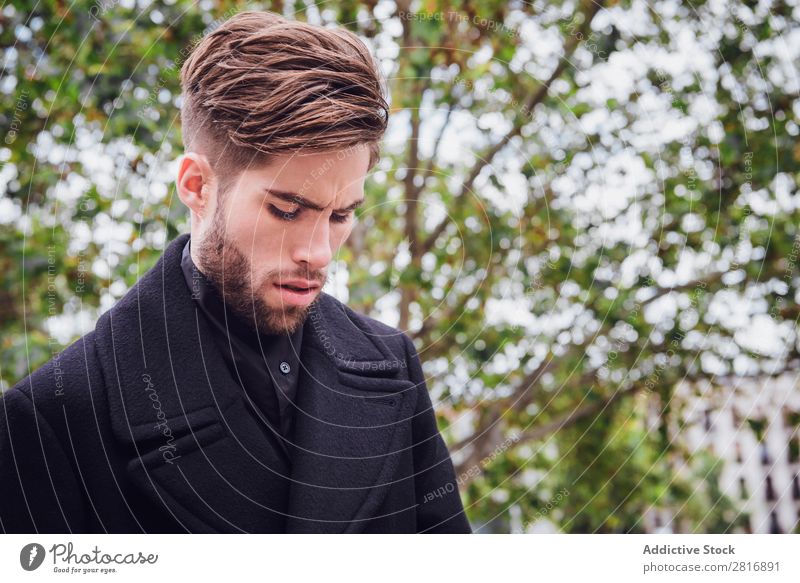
left=330, top=223, right=353, bottom=249
left=220, top=204, right=261, bottom=244
left=246, top=212, right=286, bottom=247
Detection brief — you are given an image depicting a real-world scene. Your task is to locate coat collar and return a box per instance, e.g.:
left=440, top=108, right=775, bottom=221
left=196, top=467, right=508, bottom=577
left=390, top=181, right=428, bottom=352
left=93, top=233, right=417, bottom=533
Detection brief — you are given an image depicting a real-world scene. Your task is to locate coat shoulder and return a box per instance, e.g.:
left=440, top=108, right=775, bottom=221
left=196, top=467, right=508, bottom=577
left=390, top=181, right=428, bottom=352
left=5, top=330, right=106, bottom=435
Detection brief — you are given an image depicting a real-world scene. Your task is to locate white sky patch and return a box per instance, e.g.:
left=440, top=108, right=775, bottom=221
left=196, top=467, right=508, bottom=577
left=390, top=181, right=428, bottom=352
left=567, top=150, right=654, bottom=218
left=45, top=310, right=95, bottom=345
left=517, top=17, right=563, bottom=64
left=706, top=290, right=753, bottom=330
left=323, top=259, right=350, bottom=304
left=485, top=296, right=538, bottom=332
left=0, top=195, right=22, bottom=225
left=735, top=314, right=794, bottom=358
left=52, top=172, right=91, bottom=205
left=373, top=290, right=400, bottom=328
left=577, top=50, right=649, bottom=105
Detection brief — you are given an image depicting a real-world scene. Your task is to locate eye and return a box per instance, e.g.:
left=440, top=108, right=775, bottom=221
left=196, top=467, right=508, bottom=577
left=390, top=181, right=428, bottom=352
left=268, top=204, right=301, bottom=222
left=330, top=211, right=353, bottom=224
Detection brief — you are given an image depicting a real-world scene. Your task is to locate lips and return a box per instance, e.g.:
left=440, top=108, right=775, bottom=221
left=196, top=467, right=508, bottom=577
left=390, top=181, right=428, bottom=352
left=277, top=279, right=320, bottom=292
left=273, top=279, right=322, bottom=307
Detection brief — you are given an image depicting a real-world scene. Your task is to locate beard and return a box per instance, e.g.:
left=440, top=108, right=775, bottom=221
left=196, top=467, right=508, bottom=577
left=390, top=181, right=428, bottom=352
left=195, top=202, right=325, bottom=336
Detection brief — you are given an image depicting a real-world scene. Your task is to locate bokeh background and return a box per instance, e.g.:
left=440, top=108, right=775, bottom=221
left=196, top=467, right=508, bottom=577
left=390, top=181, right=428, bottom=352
left=2, top=0, right=800, bottom=533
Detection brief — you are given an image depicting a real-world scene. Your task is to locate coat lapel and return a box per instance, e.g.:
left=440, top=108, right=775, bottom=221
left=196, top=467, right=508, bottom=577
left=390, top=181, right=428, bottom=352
left=285, top=296, right=417, bottom=533
left=94, top=234, right=418, bottom=533
left=94, top=234, right=293, bottom=533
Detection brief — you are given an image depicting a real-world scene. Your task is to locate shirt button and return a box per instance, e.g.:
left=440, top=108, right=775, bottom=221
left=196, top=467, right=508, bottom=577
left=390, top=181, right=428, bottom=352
left=279, top=361, right=291, bottom=374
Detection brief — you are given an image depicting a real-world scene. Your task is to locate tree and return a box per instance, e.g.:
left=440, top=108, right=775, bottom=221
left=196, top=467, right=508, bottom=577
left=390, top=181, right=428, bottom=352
left=2, top=0, right=798, bottom=532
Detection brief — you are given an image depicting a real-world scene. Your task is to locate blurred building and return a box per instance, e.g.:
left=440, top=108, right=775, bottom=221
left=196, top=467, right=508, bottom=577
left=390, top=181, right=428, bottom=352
left=645, top=375, right=800, bottom=534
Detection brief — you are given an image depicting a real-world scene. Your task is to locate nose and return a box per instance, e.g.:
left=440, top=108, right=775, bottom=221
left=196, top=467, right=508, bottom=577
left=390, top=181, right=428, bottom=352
left=292, top=214, right=333, bottom=271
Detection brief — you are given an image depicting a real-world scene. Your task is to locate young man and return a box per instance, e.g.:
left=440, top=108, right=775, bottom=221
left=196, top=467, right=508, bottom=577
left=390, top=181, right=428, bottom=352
left=0, top=11, right=470, bottom=534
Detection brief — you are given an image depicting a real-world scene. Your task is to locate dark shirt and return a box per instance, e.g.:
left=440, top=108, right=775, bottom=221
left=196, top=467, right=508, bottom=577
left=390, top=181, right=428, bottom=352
left=180, top=239, right=303, bottom=458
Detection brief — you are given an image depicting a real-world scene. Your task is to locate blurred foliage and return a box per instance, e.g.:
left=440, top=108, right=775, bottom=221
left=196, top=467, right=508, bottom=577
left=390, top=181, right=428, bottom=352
left=2, top=0, right=799, bottom=533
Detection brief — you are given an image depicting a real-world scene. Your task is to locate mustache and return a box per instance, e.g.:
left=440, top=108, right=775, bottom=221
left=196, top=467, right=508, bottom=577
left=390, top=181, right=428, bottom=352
left=266, top=270, right=327, bottom=286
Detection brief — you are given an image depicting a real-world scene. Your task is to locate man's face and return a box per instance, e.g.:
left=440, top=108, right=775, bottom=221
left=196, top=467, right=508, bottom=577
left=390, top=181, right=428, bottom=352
left=194, top=145, right=370, bottom=335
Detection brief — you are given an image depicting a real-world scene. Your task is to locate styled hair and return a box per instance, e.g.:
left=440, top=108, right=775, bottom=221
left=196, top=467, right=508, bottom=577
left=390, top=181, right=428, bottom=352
left=179, top=11, right=389, bottom=192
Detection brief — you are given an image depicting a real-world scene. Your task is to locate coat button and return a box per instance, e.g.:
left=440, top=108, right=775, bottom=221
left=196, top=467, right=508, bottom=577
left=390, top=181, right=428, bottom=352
left=279, top=361, right=291, bottom=374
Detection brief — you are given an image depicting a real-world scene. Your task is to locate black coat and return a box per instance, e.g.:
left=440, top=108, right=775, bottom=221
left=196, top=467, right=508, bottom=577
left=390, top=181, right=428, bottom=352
left=0, top=233, right=471, bottom=533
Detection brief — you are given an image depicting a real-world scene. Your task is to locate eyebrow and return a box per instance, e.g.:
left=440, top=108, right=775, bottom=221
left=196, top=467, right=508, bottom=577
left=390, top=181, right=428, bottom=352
left=265, top=189, right=365, bottom=213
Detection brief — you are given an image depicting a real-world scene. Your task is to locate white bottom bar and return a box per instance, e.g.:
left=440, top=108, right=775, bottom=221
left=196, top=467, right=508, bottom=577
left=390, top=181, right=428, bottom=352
left=2, top=534, right=798, bottom=582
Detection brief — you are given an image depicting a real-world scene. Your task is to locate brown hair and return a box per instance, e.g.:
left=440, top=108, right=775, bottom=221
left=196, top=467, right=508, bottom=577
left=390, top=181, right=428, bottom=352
left=179, top=11, right=389, bottom=192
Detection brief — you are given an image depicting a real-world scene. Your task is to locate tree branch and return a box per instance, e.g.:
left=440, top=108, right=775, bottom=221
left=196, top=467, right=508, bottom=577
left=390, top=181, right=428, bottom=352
left=454, top=383, right=641, bottom=482
left=413, top=103, right=454, bottom=199
left=420, top=0, right=607, bottom=256
left=641, top=271, right=725, bottom=307
left=515, top=384, right=641, bottom=445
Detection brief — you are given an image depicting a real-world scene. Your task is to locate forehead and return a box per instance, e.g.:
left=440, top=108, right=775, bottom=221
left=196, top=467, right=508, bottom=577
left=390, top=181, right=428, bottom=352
left=244, top=146, right=370, bottom=200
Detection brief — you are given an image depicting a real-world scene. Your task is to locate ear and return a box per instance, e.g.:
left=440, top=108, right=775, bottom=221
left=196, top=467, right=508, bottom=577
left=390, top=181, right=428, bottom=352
left=176, top=152, right=217, bottom=223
